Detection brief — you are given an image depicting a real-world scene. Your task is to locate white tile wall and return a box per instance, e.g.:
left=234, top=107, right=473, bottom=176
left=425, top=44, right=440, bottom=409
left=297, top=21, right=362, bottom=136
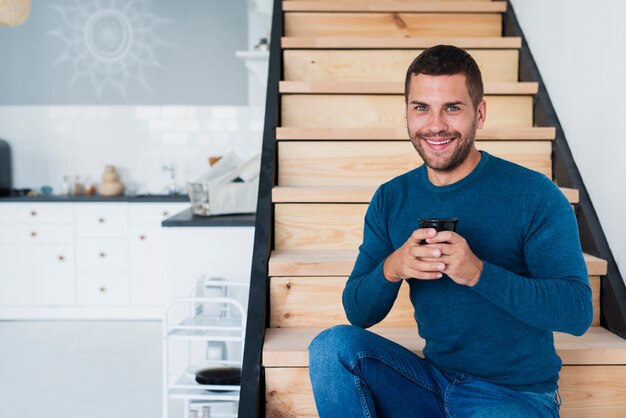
left=0, top=106, right=264, bottom=195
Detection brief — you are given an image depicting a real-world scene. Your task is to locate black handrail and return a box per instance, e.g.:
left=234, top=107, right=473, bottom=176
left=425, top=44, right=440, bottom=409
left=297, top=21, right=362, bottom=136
left=504, top=1, right=626, bottom=338
left=238, top=1, right=283, bottom=416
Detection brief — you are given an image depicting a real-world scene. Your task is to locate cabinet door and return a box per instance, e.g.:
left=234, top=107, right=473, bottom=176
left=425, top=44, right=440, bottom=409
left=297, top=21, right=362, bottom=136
left=76, top=238, right=128, bottom=272
left=75, top=203, right=128, bottom=238
left=129, top=225, right=169, bottom=306
left=77, top=273, right=129, bottom=305
left=41, top=245, right=75, bottom=305
left=0, top=245, right=45, bottom=305
left=0, top=244, right=75, bottom=307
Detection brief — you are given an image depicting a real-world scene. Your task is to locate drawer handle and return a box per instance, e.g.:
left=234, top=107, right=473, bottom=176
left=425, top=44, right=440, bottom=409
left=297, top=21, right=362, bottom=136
left=30, top=231, right=38, bottom=238
left=30, top=210, right=37, bottom=217
left=99, top=252, right=106, bottom=258
left=98, top=217, right=106, bottom=224
left=162, top=211, right=169, bottom=217
left=58, top=255, right=65, bottom=261
left=99, top=287, right=107, bottom=293
left=140, top=235, right=146, bottom=241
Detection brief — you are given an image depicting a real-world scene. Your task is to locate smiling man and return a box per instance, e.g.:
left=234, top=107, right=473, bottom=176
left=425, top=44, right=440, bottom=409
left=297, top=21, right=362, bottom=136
left=308, top=45, right=593, bottom=417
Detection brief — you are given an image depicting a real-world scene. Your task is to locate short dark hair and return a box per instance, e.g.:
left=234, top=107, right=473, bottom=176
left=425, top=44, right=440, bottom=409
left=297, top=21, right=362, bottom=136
left=404, top=45, right=484, bottom=108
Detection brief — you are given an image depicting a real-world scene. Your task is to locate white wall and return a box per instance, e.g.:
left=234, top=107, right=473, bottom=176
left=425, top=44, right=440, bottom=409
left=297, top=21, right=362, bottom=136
left=510, top=0, right=626, bottom=284
left=0, top=105, right=264, bottom=195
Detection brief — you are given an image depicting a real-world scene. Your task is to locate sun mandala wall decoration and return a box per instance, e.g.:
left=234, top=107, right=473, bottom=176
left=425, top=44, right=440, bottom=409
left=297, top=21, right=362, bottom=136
left=48, top=0, right=170, bottom=99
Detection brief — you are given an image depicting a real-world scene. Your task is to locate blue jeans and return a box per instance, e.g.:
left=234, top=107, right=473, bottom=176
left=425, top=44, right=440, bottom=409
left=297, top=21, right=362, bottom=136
left=308, top=325, right=560, bottom=418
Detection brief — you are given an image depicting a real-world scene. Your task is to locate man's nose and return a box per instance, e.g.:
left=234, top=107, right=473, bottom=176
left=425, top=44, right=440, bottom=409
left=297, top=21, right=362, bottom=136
left=426, top=111, right=448, bottom=134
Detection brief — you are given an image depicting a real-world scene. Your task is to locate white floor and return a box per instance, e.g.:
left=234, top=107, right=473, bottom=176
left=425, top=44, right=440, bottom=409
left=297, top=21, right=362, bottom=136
left=0, top=321, right=162, bottom=418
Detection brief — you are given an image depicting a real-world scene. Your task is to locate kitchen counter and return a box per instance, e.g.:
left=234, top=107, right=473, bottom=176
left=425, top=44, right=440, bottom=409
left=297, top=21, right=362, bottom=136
left=0, top=194, right=190, bottom=202
left=161, top=208, right=255, bottom=227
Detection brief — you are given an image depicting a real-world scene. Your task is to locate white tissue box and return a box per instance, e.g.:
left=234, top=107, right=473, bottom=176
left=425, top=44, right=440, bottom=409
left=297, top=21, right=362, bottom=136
left=187, top=179, right=259, bottom=216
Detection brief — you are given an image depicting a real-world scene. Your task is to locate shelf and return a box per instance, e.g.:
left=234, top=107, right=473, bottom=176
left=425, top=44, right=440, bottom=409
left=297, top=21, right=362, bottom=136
left=167, top=315, right=246, bottom=340
left=169, top=373, right=241, bottom=396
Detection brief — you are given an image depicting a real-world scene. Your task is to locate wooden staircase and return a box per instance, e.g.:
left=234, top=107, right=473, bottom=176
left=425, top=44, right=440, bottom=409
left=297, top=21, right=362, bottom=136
left=240, top=1, right=626, bottom=416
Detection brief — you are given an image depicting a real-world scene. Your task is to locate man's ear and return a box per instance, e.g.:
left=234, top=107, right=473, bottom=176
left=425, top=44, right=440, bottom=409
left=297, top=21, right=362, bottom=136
left=476, top=99, right=487, bottom=129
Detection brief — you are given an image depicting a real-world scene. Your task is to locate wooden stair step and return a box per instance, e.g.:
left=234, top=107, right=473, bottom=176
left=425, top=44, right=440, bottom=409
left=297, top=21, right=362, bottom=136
left=282, top=95, right=533, bottom=129
left=276, top=127, right=556, bottom=140
left=282, top=36, right=522, bottom=49
left=280, top=81, right=539, bottom=95
left=272, top=186, right=578, bottom=203
left=266, top=365, right=626, bottom=417
left=278, top=141, right=551, bottom=186
left=283, top=1, right=507, bottom=13
left=263, top=326, right=626, bottom=367
left=269, top=275, right=600, bottom=328
left=264, top=327, right=626, bottom=416
left=284, top=49, right=520, bottom=82
left=268, top=250, right=608, bottom=277
left=285, top=12, right=502, bottom=38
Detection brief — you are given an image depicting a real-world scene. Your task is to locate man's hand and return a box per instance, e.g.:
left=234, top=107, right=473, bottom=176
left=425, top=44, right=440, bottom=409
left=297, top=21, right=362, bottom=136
left=383, top=228, right=484, bottom=286
left=422, top=230, right=484, bottom=286
left=382, top=228, right=446, bottom=282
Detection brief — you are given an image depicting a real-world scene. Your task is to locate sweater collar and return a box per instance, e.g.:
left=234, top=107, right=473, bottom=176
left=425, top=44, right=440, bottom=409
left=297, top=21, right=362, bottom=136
left=419, top=150, right=491, bottom=193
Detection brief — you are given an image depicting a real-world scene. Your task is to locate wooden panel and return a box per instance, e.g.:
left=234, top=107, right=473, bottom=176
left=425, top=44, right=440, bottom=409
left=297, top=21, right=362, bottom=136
left=264, top=327, right=626, bottom=368
left=284, top=49, right=519, bottom=82
left=559, top=366, right=626, bottom=417
left=279, top=81, right=538, bottom=95
left=273, top=186, right=576, bottom=204
left=285, top=13, right=501, bottom=37
left=283, top=1, right=507, bottom=12
left=281, top=36, right=521, bottom=49
left=281, top=95, right=533, bottom=129
left=266, top=365, right=626, bottom=417
left=275, top=204, right=367, bottom=251
left=269, top=250, right=358, bottom=276
left=270, top=277, right=413, bottom=327
left=269, top=250, right=606, bottom=277
left=278, top=141, right=552, bottom=186
left=276, top=127, right=556, bottom=140
left=269, top=275, right=601, bottom=328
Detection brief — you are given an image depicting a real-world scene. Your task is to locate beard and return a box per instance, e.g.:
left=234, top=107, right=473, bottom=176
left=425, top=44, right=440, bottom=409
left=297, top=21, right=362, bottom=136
left=409, top=119, right=477, bottom=173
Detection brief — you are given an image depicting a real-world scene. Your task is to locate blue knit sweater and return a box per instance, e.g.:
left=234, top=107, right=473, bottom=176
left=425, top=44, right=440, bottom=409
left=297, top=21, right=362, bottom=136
left=343, top=151, right=593, bottom=393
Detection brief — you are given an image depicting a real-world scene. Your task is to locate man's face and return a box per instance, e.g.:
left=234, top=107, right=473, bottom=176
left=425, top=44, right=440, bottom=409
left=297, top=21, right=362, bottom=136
left=406, top=73, right=486, bottom=172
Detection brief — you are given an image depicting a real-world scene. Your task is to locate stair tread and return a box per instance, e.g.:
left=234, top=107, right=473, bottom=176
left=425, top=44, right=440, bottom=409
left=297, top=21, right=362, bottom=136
left=269, top=250, right=608, bottom=276
left=273, top=185, right=578, bottom=203
left=282, top=36, right=522, bottom=49
left=283, top=0, right=507, bottom=13
left=280, top=81, right=538, bottom=95
left=263, top=326, right=626, bottom=367
left=276, top=127, right=556, bottom=140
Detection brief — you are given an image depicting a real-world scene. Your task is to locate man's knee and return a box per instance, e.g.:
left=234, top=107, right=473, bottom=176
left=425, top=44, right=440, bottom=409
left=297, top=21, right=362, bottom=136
left=308, top=324, right=367, bottom=365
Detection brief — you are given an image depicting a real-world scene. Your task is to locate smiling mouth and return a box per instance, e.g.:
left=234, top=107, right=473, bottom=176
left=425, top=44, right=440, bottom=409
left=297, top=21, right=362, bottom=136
left=426, top=138, right=453, bottom=145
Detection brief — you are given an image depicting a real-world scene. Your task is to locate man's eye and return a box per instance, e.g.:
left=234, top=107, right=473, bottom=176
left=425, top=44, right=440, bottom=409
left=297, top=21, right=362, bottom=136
left=415, top=105, right=427, bottom=111
left=447, top=105, right=459, bottom=112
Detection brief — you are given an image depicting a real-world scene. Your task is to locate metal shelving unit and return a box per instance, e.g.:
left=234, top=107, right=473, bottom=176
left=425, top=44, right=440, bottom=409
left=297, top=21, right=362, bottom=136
left=163, top=278, right=248, bottom=418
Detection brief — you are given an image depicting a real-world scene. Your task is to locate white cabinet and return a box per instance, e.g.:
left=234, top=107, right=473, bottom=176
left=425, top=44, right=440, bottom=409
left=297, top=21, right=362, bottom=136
left=0, top=203, right=75, bottom=308
left=41, top=244, right=75, bottom=305
left=129, top=203, right=188, bottom=307
left=0, top=201, right=188, bottom=319
left=75, top=203, right=129, bottom=307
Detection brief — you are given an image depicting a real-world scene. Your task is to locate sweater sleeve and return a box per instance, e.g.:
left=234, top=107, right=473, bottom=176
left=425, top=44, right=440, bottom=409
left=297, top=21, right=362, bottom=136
left=342, top=187, right=402, bottom=328
left=471, top=176, right=593, bottom=336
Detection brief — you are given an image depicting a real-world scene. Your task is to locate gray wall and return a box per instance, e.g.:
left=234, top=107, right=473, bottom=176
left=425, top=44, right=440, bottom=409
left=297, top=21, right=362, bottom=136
left=0, top=0, right=248, bottom=105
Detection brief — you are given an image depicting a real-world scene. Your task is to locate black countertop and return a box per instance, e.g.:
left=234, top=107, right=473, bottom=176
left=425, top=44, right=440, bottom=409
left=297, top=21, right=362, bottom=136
left=161, top=208, right=256, bottom=227
left=0, top=194, right=190, bottom=203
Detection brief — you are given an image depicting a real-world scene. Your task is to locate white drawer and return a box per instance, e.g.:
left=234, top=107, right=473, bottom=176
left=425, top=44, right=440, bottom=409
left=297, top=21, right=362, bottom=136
left=0, top=203, right=74, bottom=224
left=75, top=203, right=128, bottom=237
left=128, top=202, right=189, bottom=225
left=0, top=225, right=74, bottom=244
left=77, top=273, right=129, bottom=306
left=76, top=238, right=128, bottom=271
